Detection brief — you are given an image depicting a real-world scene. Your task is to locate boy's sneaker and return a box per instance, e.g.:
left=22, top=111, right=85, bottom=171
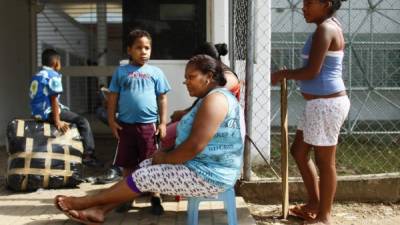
left=150, top=196, right=164, bottom=215
left=82, top=155, right=104, bottom=168
left=115, top=200, right=133, bottom=213
left=94, top=167, right=122, bottom=184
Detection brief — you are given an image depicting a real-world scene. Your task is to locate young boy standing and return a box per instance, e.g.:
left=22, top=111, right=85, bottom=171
left=29, top=49, right=102, bottom=167
left=108, top=29, right=170, bottom=214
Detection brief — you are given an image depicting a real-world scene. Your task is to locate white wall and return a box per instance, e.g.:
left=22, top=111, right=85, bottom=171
left=0, top=0, right=32, bottom=146
left=210, top=0, right=229, bottom=44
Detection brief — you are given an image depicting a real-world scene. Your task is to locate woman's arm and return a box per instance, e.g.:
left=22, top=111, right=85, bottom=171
left=271, top=23, right=335, bottom=84
left=153, top=92, right=229, bottom=164
left=224, top=70, right=240, bottom=90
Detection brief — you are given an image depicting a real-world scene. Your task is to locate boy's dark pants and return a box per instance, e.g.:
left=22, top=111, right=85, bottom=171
left=49, top=110, right=95, bottom=156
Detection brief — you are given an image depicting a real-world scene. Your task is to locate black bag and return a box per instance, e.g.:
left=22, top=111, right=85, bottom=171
left=6, top=119, right=83, bottom=191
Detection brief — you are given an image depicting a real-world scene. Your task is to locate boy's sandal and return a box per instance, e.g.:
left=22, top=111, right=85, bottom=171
left=289, top=204, right=318, bottom=220
left=150, top=196, right=165, bottom=216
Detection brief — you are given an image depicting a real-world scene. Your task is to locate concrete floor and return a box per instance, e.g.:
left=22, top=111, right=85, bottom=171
left=0, top=135, right=256, bottom=225
left=0, top=182, right=256, bottom=225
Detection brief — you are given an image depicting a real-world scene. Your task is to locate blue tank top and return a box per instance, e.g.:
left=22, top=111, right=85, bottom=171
left=298, top=33, right=346, bottom=95
left=176, top=88, right=244, bottom=189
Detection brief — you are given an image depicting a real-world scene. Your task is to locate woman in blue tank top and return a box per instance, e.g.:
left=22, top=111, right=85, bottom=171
left=271, top=1, right=350, bottom=225
left=53, top=55, right=244, bottom=224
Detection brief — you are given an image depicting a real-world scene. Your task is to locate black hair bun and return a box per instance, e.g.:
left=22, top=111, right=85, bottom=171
left=215, top=43, right=228, bottom=56
left=341, top=0, right=347, bottom=2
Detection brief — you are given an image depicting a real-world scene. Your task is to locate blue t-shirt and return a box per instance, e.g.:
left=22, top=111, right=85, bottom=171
left=29, top=66, right=66, bottom=120
left=176, top=88, right=245, bottom=189
left=109, top=64, right=171, bottom=124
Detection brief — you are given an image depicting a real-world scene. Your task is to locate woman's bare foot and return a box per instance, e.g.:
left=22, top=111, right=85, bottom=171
left=55, top=195, right=91, bottom=211
left=68, top=206, right=105, bottom=225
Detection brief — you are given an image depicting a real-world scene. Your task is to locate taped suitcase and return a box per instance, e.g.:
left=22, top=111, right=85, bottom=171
left=6, top=119, right=84, bottom=191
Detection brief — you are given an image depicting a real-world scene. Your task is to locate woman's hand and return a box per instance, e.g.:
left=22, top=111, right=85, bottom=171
left=170, top=110, right=187, bottom=122
left=156, top=123, right=167, bottom=140
left=152, top=151, right=168, bottom=165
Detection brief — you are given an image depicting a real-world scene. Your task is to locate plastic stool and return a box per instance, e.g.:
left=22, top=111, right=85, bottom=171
left=187, top=187, right=238, bottom=225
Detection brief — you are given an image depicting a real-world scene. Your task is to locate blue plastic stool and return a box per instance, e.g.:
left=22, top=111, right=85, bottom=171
left=187, top=187, right=238, bottom=225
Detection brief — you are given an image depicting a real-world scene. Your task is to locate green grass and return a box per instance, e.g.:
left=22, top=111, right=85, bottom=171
left=252, top=133, right=400, bottom=178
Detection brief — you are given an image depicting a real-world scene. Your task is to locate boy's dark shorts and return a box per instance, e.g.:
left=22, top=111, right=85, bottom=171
left=114, top=122, right=158, bottom=169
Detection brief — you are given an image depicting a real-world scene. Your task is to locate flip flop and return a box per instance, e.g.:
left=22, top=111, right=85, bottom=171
left=63, top=209, right=103, bottom=225
left=289, top=204, right=318, bottom=220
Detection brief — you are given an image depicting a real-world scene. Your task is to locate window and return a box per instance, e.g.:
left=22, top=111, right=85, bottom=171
left=122, top=0, right=206, bottom=59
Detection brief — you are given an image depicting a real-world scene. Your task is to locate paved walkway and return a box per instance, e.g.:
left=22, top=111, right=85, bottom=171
left=0, top=136, right=256, bottom=225
left=0, top=182, right=256, bottom=225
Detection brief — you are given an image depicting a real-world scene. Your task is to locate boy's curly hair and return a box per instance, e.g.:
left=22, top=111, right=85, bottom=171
left=126, top=29, right=152, bottom=47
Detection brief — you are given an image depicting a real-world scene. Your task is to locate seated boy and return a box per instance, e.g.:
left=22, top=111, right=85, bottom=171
left=29, top=48, right=102, bottom=167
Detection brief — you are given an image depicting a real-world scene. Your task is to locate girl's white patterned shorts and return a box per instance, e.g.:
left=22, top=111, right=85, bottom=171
left=297, top=95, right=350, bottom=146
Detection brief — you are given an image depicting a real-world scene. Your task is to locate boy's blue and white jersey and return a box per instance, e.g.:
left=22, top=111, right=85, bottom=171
left=109, top=64, right=171, bottom=124
left=29, top=66, right=66, bottom=120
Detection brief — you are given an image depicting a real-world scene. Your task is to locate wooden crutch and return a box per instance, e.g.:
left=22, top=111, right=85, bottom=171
left=280, top=78, right=289, bottom=219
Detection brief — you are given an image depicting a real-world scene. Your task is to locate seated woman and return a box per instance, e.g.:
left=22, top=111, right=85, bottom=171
left=54, top=54, right=245, bottom=224
left=162, top=42, right=241, bottom=150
